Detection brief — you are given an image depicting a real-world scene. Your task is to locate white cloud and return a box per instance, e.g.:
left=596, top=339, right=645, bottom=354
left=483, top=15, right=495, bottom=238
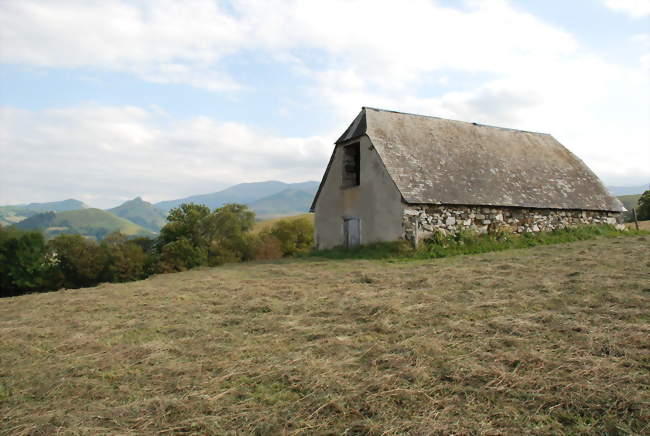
left=0, top=0, right=246, bottom=90
left=0, top=0, right=648, bottom=205
left=1, top=0, right=578, bottom=92
left=242, top=0, right=578, bottom=93
left=604, top=0, right=650, bottom=18
left=0, top=105, right=331, bottom=207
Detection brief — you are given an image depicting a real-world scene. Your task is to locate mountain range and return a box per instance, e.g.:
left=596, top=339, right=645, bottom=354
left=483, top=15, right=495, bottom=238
left=1, top=181, right=320, bottom=239
left=0, top=199, right=90, bottom=226
left=154, top=181, right=319, bottom=212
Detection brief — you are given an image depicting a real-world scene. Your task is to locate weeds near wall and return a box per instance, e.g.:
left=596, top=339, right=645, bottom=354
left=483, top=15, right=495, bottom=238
left=312, top=225, right=647, bottom=260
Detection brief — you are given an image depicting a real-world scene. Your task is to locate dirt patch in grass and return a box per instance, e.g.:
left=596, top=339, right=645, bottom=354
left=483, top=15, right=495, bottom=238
left=1, top=236, right=649, bottom=434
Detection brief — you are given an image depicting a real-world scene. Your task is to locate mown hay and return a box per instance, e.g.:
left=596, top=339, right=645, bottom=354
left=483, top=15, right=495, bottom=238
left=1, top=236, right=649, bottom=435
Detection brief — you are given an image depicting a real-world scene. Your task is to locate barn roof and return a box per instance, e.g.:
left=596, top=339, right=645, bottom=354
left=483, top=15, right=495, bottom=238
left=316, top=107, right=623, bottom=212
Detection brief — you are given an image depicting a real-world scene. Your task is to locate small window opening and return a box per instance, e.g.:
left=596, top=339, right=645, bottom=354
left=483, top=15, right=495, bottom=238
left=342, top=143, right=360, bottom=188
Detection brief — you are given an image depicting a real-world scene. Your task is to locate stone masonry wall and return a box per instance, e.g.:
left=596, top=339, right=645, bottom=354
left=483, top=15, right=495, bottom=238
left=403, top=204, right=622, bottom=243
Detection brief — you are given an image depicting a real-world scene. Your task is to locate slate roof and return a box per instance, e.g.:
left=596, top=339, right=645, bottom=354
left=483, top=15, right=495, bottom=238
left=314, top=107, right=623, bottom=212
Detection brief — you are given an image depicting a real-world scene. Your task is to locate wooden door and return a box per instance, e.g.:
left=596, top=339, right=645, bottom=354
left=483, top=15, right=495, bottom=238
left=344, top=217, right=360, bottom=248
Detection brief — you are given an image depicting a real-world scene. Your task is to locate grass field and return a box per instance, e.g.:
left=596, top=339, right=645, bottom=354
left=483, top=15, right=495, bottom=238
left=626, top=219, right=650, bottom=231
left=1, top=235, right=649, bottom=434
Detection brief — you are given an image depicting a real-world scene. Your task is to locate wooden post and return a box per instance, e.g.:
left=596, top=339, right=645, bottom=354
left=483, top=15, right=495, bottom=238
left=632, top=208, right=640, bottom=231
left=413, top=217, right=419, bottom=249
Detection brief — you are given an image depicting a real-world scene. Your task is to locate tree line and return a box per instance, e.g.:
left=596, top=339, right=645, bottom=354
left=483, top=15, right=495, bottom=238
left=0, top=203, right=313, bottom=297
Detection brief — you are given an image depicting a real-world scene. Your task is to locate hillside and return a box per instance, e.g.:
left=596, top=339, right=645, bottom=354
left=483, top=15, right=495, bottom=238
left=1, top=236, right=648, bottom=434
left=155, top=180, right=319, bottom=212
left=14, top=208, right=154, bottom=240
left=252, top=213, right=314, bottom=233
left=0, top=199, right=88, bottom=226
left=248, top=188, right=315, bottom=220
left=107, top=197, right=167, bottom=233
left=617, top=194, right=643, bottom=222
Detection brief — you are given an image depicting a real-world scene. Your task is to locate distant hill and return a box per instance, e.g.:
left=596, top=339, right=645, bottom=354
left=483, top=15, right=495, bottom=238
left=0, top=199, right=89, bottom=226
left=248, top=189, right=315, bottom=220
left=607, top=184, right=649, bottom=196
left=617, top=194, right=641, bottom=211
left=108, top=197, right=167, bottom=233
left=155, top=181, right=319, bottom=212
left=14, top=208, right=154, bottom=240
left=1, top=181, right=321, bottom=231
left=617, top=194, right=642, bottom=222
left=21, top=199, right=89, bottom=213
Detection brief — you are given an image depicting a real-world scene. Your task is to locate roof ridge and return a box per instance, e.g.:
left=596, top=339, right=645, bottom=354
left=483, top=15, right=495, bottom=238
left=362, top=106, right=552, bottom=136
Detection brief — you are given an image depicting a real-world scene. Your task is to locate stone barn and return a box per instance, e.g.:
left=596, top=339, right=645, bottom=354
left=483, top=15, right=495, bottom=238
left=310, top=107, right=624, bottom=250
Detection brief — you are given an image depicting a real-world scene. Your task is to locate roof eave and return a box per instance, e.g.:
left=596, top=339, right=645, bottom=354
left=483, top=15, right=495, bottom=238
left=402, top=199, right=623, bottom=213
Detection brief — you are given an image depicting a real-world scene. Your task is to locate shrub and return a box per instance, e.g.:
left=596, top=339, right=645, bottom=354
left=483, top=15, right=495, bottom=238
left=268, top=217, right=314, bottom=256
left=252, top=233, right=284, bottom=260
left=155, top=237, right=207, bottom=273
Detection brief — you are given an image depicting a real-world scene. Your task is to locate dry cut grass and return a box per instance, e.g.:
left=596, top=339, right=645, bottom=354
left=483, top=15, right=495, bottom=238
left=1, top=235, right=649, bottom=435
left=626, top=220, right=650, bottom=231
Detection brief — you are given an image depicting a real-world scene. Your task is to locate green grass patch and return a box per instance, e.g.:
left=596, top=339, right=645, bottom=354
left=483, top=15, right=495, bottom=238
left=311, top=225, right=647, bottom=260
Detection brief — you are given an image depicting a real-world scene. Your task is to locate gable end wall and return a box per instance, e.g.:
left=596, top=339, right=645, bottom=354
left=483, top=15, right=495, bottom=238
left=314, top=136, right=404, bottom=249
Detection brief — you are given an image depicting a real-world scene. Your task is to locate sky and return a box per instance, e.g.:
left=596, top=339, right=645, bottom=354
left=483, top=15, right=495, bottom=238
left=1, top=0, right=649, bottom=208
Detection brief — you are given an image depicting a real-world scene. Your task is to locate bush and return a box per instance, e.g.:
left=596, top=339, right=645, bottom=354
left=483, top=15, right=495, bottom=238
left=268, top=217, right=314, bottom=256
left=155, top=237, right=207, bottom=273
left=252, top=233, right=284, bottom=260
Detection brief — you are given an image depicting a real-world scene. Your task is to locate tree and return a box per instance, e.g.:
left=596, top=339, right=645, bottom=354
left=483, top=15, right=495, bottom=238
left=207, top=204, right=256, bottom=265
left=101, top=232, right=149, bottom=282
left=48, top=234, right=108, bottom=288
left=0, top=227, right=49, bottom=296
left=637, top=190, right=650, bottom=221
left=130, top=236, right=156, bottom=253
left=154, top=203, right=256, bottom=270
left=157, top=203, right=213, bottom=250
